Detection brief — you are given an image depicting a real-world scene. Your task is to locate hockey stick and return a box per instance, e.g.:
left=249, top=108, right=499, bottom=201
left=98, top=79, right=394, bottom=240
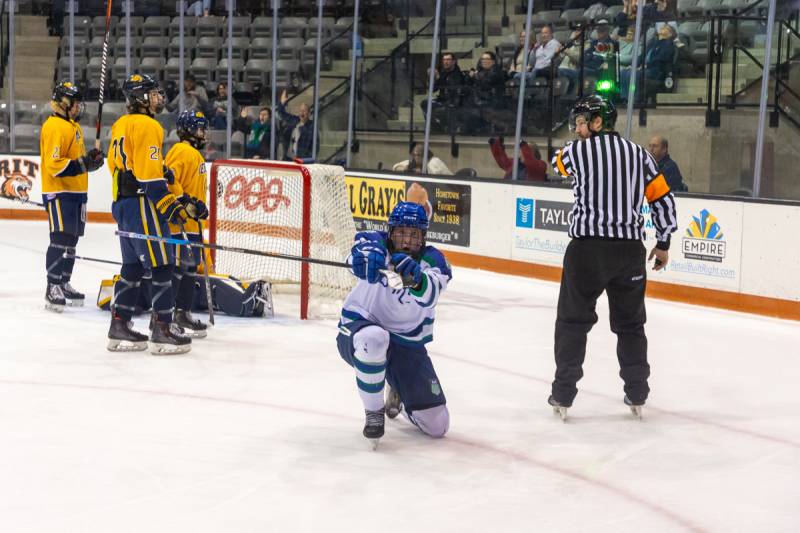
left=1, top=195, right=44, bottom=207
left=178, top=220, right=215, bottom=326
left=63, top=253, right=121, bottom=266
left=115, top=230, right=405, bottom=290
left=95, top=0, right=114, bottom=151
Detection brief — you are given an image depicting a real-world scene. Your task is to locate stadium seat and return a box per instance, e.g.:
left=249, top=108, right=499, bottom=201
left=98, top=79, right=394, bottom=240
left=141, top=36, right=170, bottom=59
left=139, top=57, right=166, bottom=81
left=222, top=37, right=251, bottom=60
left=60, top=36, right=91, bottom=61
left=169, top=16, right=198, bottom=38
left=164, top=57, right=184, bottom=83
left=168, top=36, right=196, bottom=61
left=190, top=57, right=217, bottom=86
left=699, top=0, right=729, bottom=14
left=275, top=59, right=301, bottom=89
left=197, top=37, right=224, bottom=60
left=251, top=16, right=274, bottom=39
left=560, top=9, right=586, bottom=28
left=57, top=56, right=88, bottom=83
left=244, top=59, right=273, bottom=85
left=250, top=38, right=273, bottom=59
left=532, top=10, right=561, bottom=27
left=604, top=5, right=624, bottom=19
left=154, top=111, right=176, bottom=132
left=88, top=36, right=111, bottom=59
left=228, top=16, right=252, bottom=38
left=278, top=37, right=305, bottom=61
left=280, top=18, right=308, bottom=39
left=308, top=17, right=336, bottom=40
left=111, top=56, right=140, bottom=84
left=215, top=59, right=245, bottom=84
left=142, top=16, right=170, bottom=37
left=63, top=17, right=92, bottom=40
left=113, top=36, right=143, bottom=59
left=12, top=124, right=42, bottom=153
left=197, top=16, right=225, bottom=38
left=91, top=15, right=119, bottom=39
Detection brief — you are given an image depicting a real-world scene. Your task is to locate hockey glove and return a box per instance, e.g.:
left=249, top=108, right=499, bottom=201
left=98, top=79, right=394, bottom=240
left=156, top=193, right=189, bottom=225
left=351, top=241, right=387, bottom=284
left=391, top=253, right=422, bottom=289
left=163, top=165, right=175, bottom=184
left=79, top=148, right=105, bottom=172
left=185, top=196, right=209, bottom=220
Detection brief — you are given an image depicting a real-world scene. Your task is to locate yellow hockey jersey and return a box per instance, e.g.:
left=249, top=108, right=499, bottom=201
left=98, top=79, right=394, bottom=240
left=107, top=113, right=165, bottom=199
left=40, top=114, right=88, bottom=195
left=165, top=141, right=208, bottom=235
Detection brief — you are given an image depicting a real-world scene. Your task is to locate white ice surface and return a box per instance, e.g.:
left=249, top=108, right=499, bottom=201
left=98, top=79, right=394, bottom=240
left=1, top=220, right=799, bottom=533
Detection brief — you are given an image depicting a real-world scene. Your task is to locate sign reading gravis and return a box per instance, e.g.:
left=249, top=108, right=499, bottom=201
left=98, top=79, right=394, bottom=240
left=345, top=175, right=471, bottom=247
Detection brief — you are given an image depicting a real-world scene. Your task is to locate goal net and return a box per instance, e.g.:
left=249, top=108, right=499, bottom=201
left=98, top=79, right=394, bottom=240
left=209, top=160, right=356, bottom=319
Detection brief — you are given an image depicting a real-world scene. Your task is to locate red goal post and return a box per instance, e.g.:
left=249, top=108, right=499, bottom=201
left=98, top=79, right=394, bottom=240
left=209, top=159, right=356, bottom=319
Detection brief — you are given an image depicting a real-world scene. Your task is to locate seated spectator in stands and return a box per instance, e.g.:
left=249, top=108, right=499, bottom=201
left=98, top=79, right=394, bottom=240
left=393, top=142, right=453, bottom=176
left=468, top=51, right=506, bottom=108
left=210, top=82, right=239, bottom=130
left=488, top=137, right=546, bottom=181
left=277, top=89, right=318, bottom=162
left=508, top=31, right=535, bottom=78
left=647, top=135, right=688, bottom=191
left=512, top=25, right=561, bottom=84
left=421, top=52, right=467, bottom=132
left=617, top=28, right=643, bottom=69
left=166, top=73, right=209, bottom=115
left=186, top=0, right=211, bottom=16
left=619, top=25, right=676, bottom=100
left=557, top=28, right=588, bottom=95
left=241, top=107, right=272, bottom=159
left=583, top=20, right=615, bottom=76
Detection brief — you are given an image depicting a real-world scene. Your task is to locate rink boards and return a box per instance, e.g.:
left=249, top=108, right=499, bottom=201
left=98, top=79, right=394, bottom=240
left=1, top=154, right=798, bottom=319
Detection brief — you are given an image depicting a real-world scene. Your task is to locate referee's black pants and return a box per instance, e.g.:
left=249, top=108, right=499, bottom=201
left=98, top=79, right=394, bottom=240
left=552, top=238, right=650, bottom=406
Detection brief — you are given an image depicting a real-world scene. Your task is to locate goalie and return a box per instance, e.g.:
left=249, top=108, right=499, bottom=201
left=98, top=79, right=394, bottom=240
left=336, top=202, right=452, bottom=448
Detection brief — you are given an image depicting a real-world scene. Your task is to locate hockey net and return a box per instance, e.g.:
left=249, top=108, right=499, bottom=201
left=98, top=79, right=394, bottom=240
left=209, top=160, right=356, bottom=319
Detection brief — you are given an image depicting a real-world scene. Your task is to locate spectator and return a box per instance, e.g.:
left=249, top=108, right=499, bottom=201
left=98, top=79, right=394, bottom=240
left=617, top=29, right=643, bottom=69
left=647, top=136, right=687, bottom=191
left=209, top=82, right=239, bottom=130
left=421, top=52, right=467, bottom=132
left=619, top=25, right=676, bottom=100
left=583, top=20, right=615, bottom=75
left=465, top=51, right=507, bottom=134
left=488, top=137, right=547, bottom=181
left=512, top=25, right=561, bottom=84
left=277, top=89, right=318, bottom=162
left=186, top=0, right=211, bottom=16
left=166, top=73, right=209, bottom=115
left=393, top=142, right=453, bottom=175
left=508, top=31, right=534, bottom=77
left=240, top=107, right=272, bottom=159
left=557, top=28, right=588, bottom=95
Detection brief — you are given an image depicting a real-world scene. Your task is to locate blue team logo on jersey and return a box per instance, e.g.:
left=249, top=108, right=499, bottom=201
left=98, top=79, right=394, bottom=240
left=516, top=198, right=534, bottom=228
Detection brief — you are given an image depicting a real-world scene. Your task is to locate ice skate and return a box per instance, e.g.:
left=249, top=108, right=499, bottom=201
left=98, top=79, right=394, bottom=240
left=61, top=282, right=85, bottom=307
left=174, top=309, right=208, bottom=338
left=548, top=395, right=569, bottom=422
left=45, top=282, right=66, bottom=313
left=385, top=385, right=402, bottom=419
left=624, top=395, right=644, bottom=419
left=149, top=320, right=192, bottom=355
left=363, top=408, right=385, bottom=450
left=107, top=314, right=148, bottom=352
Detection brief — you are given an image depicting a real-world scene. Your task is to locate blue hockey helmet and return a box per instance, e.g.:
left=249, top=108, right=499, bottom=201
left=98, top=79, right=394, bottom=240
left=388, top=201, right=428, bottom=256
left=176, top=109, right=209, bottom=149
left=51, top=81, right=85, bottom=121
left=122, top=73, right=164, bottom=115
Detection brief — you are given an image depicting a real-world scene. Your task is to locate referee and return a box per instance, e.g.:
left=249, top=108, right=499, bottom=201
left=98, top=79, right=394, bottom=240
left=548, top=95, right=678, bottom=417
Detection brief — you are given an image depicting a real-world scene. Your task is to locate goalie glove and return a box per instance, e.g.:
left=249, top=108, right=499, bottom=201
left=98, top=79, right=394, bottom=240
left=391, top=253, right=422, bottom=289
left=156, top=193, right=189, bottom=224
left=351, top=240, right=387, bottom=284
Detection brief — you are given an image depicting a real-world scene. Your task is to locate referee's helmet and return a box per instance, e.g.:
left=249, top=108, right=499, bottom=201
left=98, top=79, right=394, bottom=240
left=569, top=94, right=617, bottom=132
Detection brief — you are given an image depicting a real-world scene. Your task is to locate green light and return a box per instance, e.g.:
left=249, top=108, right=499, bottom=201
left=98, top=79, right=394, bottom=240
left=596, top=79, right=615, bottom=93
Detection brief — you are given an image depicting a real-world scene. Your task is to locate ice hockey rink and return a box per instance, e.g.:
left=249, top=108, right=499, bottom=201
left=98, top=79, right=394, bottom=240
left=1, top=219, right=798, bottom=533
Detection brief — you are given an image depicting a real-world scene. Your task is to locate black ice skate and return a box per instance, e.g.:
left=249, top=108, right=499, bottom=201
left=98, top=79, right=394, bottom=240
left=624, top=395, right=644, bottom=419
left=548, top=395, right=569, bottom=422
left=363, top=408, right=386, bottom=450
left=107, top=314, right=148, bottom=352
left=149, top=320, right=192, bottom=355
left=385, top=385, right=402, bottom=419
left=45, top=282, right=66, bottom=313
left=61, top=282, right=85, bottom=307
left=174, top=309, right=208, bottom=339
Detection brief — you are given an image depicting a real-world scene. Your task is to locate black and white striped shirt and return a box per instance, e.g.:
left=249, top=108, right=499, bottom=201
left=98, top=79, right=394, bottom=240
left=552, top=132, right=678, bottom=247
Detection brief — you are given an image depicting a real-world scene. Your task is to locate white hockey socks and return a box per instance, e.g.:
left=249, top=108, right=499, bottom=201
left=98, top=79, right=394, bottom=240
left=352, top=326, right=389, bottom=412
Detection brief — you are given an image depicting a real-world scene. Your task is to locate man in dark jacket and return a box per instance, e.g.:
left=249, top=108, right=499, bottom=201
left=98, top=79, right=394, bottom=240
left=648, top=135, right=687, bottom=191
left=277, top=89, right=318, bottom=162
left=421, top=52, right=467, bottom=133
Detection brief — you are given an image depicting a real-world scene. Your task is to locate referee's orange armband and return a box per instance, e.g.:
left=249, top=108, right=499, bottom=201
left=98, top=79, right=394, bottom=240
left=644, top=174, right=670, bottom=203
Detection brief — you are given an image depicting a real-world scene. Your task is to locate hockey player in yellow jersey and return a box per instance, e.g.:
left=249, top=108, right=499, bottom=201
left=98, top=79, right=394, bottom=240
left=164, top=109, right=211, bottom=337
left=107, top=73, right=192, bottom=355
left=40, top=81, right=105, bottom=312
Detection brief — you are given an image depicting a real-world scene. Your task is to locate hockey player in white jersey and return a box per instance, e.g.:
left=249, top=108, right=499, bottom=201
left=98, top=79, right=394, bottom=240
left=336, top=201, right=452, bottom=448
